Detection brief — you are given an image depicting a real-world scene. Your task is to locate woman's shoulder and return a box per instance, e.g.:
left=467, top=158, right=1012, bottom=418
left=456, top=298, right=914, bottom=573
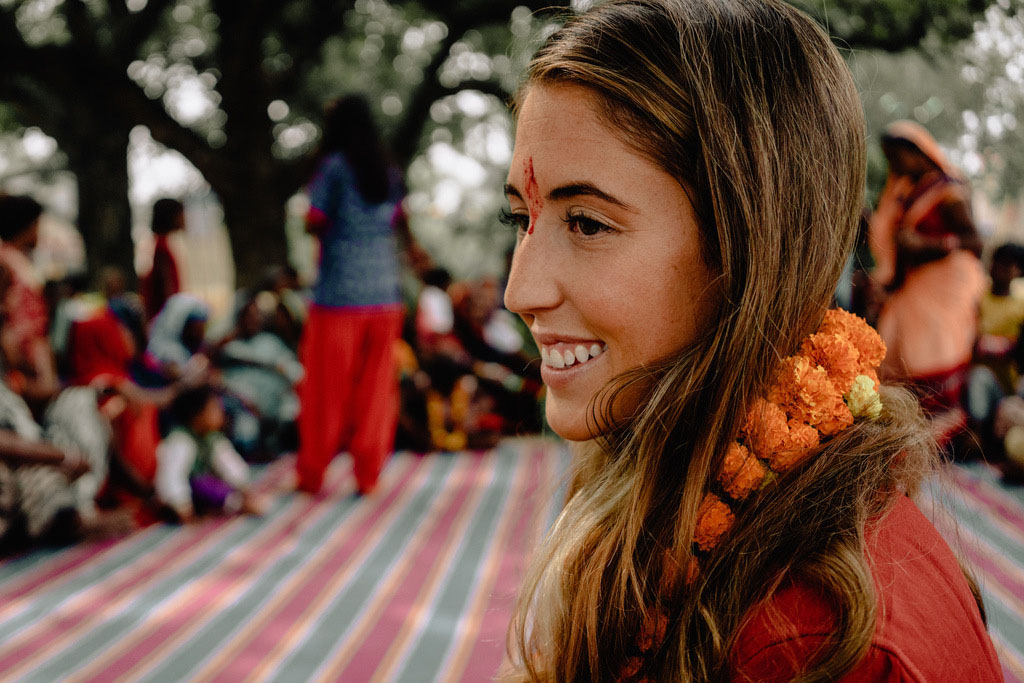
left=732, top=496, right=1002, bottom=682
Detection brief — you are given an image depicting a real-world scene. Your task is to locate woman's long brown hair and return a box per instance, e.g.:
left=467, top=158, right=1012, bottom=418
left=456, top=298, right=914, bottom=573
left=501, top=1, right=974, bottom=680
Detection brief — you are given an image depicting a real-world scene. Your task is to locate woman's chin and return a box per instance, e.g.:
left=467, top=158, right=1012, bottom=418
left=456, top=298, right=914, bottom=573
left=544, top=400, right=602, bottom=442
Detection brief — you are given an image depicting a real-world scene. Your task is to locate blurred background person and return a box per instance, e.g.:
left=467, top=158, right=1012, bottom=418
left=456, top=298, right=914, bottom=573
left=869, top=121, right=985, bottom=443
left=296, top=94, right=410, bottom=496
left=0, top=195, right=60, bottom=410
left=140, top=198, right=185, bottom=321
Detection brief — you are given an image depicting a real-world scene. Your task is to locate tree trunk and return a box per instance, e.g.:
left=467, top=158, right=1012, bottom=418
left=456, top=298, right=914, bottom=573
left=70, top=128, right=136, bottom=287
left=219, top=185, right=291, bottom=289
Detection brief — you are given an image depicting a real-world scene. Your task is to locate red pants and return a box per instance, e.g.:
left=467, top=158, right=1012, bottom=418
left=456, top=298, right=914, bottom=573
left=297, top=305, right=404, bottom=494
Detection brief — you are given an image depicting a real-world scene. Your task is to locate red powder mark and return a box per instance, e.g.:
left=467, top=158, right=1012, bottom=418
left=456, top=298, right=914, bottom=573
left=523, top=157, right=543, bottom=235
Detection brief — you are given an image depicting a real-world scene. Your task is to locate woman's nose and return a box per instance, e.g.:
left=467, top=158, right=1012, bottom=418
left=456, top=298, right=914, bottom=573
left=503, top=229, right=562, bottom=317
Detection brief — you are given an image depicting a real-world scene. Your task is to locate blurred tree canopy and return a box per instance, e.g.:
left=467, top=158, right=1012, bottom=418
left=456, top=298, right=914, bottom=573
left=0, top=0, right=1013, bottom=284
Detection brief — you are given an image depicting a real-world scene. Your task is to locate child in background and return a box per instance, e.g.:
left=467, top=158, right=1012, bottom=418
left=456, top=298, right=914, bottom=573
left=975, top=243, right=1024, bottom=391
left=965, top=243, right=1024, bottom=457
left=155, top=385, right=265, bottom=523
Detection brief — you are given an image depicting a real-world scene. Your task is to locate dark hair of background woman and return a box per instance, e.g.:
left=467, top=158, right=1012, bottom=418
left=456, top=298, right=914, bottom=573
left=318, top=94, right=393, bottom=204
left=151, top=198, right=184, bottom=236
left=0, top=194, right=43, bottom=242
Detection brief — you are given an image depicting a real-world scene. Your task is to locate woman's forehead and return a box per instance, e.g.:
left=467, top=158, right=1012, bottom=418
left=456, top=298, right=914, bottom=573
left=507, top=84, right=665, bottom=198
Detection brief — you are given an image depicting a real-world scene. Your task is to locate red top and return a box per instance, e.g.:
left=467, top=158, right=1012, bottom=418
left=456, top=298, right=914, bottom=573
left=731, top=495, right=1002, bottom=681
left=141, top=235, right=181, bottom=320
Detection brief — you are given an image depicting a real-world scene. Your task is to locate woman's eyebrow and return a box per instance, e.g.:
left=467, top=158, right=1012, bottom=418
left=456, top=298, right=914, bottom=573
left=504, top=181, right=636, bottom=212
left=547, top=182, right=635, bottom=212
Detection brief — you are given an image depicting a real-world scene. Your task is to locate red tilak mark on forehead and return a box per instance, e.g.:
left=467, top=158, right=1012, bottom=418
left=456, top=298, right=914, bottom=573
left=523, top=157, right=543, bottom=235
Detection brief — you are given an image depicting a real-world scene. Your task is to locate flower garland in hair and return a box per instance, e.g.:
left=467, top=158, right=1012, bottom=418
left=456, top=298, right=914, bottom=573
left=618, top=309, right=886, bottom=681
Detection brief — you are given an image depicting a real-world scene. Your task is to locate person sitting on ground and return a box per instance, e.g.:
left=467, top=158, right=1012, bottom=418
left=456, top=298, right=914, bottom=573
left=965, top=243, right=1024, bottom=457
left=68, top=303, right=182, bottom=495
left=140, top=292, right=210, bottom=388
left=0, top=195, right=60, bottom=410
left=260, top=264, right=308, bottom=351
left=0, top=373, right=133, bottom=550
left=154, top=385, right=266, bottom=523
left=213, top=292, right=302, bottom=458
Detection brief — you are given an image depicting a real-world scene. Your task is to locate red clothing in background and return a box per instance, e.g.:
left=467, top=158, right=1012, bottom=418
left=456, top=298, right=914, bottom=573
left=732, top=495, right=1002, bottom=681
left=70, top=311, right=159, bottom=484
left=296, top=306, right=403, bottom=495
left=141, top=235, right=181, bottom=321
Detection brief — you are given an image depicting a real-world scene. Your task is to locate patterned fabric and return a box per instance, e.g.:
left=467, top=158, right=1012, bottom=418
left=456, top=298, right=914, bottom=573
left=308, top=153, right=403, bottom=309
left=0, top=245, right=48, bottom=364
left=0, top=383, right=108, bottom=539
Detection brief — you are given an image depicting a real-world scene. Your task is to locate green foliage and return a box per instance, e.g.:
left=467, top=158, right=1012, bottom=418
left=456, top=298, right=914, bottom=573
left=789, top=0, right=990, bottom=51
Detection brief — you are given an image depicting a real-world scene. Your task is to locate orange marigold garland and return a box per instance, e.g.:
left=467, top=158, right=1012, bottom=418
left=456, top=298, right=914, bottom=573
left=698, top=309, right=885, bottom=555
left=618, top=311, right=885, bottom=681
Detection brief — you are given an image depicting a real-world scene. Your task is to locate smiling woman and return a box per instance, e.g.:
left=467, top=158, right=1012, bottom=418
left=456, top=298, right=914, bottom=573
left=498, top=1, right=1003, bottom=681
left=502, top=84, right=713, bottom=442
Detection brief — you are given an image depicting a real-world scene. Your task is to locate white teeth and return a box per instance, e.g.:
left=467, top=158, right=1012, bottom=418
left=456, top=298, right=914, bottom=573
left=542, top=343, right=606, bottom=369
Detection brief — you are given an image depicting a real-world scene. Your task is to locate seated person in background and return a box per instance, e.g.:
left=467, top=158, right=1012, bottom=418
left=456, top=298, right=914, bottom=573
left=975, top=243, right=1024, bottom=390
left=415, top=267, right=459, bottom=357
left=965, top=243, right=1024, bottom=457
left=0, top=376, right=133, bottom=550
left=68, top=303, right=181, bottom=495
left=0, top=195, right=60, bottom=410
left=140, top=293, right=211, bottom=387
left=261, top=265, right=307, bottom=351
left=154, top=385, right=265, bottom=523
left=214, top=292, right=302, bottom=458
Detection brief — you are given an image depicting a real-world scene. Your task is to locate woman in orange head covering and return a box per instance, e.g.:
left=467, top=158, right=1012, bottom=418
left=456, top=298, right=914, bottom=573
left=870, top=121, right=985, bottom=436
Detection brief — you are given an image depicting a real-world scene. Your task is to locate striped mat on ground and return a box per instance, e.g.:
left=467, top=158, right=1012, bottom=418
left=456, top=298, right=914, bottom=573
left=1, top=444, right=1023, bottom=681
left=935, top=462, right=1024, bottom=682
left=0, top=439, right=570, bottom=682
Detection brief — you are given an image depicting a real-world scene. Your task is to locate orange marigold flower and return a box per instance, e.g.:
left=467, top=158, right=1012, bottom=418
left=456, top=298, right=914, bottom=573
left=741, top=399, right=790, bottom=455
left=776, top=356, right=852, bottom=433
left=718, top=442, right=767, bottom=500
left=819, top=308, right=886, bottom=373
left=766, top=419, right=820, bottom=471
left=638, top=611, right=669, bottom=652
left=694, top=493, right=735, bottom=551
left=800, top=331, right=861, bottom=393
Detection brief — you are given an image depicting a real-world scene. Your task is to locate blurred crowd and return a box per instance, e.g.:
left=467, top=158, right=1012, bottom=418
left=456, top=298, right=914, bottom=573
left=0, top=187, right=543, bottom=553
left=842, top=121, right=1024, bottom=484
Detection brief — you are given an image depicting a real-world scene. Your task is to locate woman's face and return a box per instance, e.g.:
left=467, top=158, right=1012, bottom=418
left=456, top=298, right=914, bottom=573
left=503, top=84, right=715, bottom=441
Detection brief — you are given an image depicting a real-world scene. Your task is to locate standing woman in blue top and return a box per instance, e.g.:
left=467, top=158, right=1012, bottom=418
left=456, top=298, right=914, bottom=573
left=297, top=94, right=409, bottom=495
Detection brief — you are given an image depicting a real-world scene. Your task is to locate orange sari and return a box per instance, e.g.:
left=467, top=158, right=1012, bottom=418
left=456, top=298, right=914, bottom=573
left=870, top=122, right=984, bottom=384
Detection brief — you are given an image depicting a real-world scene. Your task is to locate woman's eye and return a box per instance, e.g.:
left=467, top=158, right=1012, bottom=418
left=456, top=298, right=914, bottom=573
left=565, top=212, right=612, bottom=237
left=498, top=208, right=530, bottom=233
